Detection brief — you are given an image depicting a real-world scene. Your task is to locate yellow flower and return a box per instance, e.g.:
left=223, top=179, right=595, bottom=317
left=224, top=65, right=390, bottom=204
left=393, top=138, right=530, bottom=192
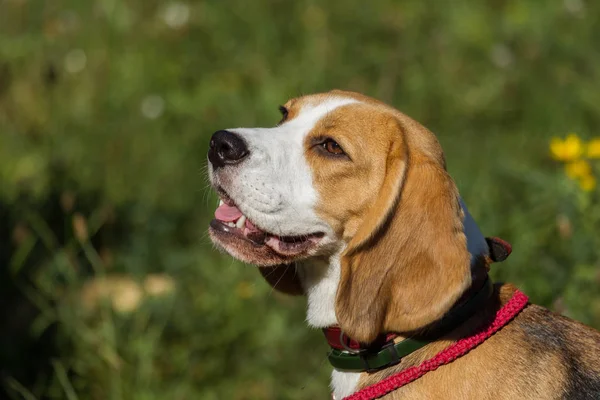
left=550, top=134, right=583, bottom=161
left=587, top=138, right=600, bottom=159
left=579, top=174, right=596, bottom=192
left=565, top=159, right=592, bottom=179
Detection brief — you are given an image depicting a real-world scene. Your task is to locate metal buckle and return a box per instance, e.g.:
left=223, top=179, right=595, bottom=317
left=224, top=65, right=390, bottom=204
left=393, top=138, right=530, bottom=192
left=339, top=329, right=363, bottom=354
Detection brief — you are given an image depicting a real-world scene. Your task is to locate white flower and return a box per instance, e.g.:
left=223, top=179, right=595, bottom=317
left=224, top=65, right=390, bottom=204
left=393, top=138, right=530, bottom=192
left=564, top=0, right=585, bottom=16
left=80, top=275, right=143, bottom=314
left=141, top=95, right=165, bottom=119
left=162, top=2, right=190, bottom=29
left=64, top=49, right=87, bottom=74
left=144, top=274, right=175, bottom=296
left=490, top=44, right=514, bottom=69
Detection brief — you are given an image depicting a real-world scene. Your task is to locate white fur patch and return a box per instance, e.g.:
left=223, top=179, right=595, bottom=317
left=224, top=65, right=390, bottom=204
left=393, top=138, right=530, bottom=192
left=221, top=97, right=359, bottom=241
left=297, top=251, right=343, bottom=328
left=298, top=251, right=360, bottom=400
left=331, top=370, right=361, bottom=399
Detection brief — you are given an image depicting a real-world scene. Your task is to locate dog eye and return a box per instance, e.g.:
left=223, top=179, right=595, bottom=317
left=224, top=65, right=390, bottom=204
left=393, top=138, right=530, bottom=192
left=278, top=106, right=288, bottom=125
left=322, top=139, right=345, bottom=155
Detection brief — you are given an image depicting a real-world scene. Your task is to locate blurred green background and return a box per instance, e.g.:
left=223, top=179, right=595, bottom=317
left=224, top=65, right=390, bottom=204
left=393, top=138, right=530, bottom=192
left=1, top=0, right=600, bottom=399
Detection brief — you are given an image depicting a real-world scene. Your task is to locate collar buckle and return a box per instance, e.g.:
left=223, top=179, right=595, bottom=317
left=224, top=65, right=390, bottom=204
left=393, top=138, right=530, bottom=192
left=339, top=329, right=363, bottom=354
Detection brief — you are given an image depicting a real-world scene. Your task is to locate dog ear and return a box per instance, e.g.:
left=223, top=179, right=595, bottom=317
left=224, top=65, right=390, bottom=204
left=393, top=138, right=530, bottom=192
left=335, top=126, right=472, bottom=344
left=258, top=264, right=304, bottom=295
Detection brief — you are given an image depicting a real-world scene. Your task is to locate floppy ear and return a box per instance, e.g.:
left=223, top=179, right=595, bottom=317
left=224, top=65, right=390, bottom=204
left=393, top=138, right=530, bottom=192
left=335, top=132, right=471, bottom=343
left=258, top=264, right=304, bottom=295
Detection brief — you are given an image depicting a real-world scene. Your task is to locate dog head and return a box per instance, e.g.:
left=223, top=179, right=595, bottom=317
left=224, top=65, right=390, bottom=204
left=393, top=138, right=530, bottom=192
left=208, top=90, right=488, bottom=341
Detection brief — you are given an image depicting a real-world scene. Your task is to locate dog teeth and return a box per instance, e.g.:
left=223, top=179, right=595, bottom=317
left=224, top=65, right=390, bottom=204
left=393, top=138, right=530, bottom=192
left=227, top=222, right=236, bottom=228
left=219, top=200, right=225, bottom=206
left=236, top=215, right=247, bottom=229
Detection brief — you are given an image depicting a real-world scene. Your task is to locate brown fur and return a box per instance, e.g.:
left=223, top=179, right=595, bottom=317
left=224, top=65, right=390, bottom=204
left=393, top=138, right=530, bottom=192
left=253, top=90, right=600, bottom=398
left=359, top=284, right=600, bottom=399
left=298, top=92, right=472, bottom=342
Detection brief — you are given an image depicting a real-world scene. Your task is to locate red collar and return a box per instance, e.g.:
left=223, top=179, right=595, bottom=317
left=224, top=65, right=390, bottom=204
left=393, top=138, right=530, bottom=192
left=340, top=289, right=529, bottom=400
left=323, top=326, right=398, bottom=352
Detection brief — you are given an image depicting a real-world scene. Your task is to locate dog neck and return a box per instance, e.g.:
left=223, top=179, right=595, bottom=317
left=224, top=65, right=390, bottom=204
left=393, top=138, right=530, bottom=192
left=297, top=253, right=343, bottom=328
left=297, top=253, right=358, bottom=399
left=296, top=199, right=489, bottom=399
left=297, top=198, right=489, bottom=329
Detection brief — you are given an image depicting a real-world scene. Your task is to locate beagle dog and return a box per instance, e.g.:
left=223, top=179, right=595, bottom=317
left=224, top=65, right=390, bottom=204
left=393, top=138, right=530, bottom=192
left=207, top=90, right=600, bottom=399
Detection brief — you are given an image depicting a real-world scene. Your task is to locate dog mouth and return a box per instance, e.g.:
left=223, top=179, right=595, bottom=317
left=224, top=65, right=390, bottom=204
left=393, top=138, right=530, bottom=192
left=210, top=189, right=325, bottom=257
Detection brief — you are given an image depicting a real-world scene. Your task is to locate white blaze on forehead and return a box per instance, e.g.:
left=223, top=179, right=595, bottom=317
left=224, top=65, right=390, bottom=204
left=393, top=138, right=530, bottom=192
left=284, top=97, right=360, bottom=131
left=223, top=96, right=360, bottom=238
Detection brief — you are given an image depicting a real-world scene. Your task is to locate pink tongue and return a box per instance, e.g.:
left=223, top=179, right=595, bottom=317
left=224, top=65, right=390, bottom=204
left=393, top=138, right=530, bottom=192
left=214, top=204, right=243, bottom=222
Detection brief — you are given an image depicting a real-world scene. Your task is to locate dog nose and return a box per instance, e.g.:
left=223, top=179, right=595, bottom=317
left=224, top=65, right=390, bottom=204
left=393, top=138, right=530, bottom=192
left=208, top=130, right=249, bottom=168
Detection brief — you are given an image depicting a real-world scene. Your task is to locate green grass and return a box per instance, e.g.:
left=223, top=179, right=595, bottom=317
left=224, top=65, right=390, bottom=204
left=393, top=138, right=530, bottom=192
left=1, top=0, right=600, bottom=398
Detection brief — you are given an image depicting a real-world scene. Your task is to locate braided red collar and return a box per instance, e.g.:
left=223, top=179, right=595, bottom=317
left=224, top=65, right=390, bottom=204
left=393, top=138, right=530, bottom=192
left=341, top=289, right=529, bottom=400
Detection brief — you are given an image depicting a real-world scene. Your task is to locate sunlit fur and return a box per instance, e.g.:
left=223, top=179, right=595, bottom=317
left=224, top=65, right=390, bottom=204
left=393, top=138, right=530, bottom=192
left=209, top=90, right=600, bottom=399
